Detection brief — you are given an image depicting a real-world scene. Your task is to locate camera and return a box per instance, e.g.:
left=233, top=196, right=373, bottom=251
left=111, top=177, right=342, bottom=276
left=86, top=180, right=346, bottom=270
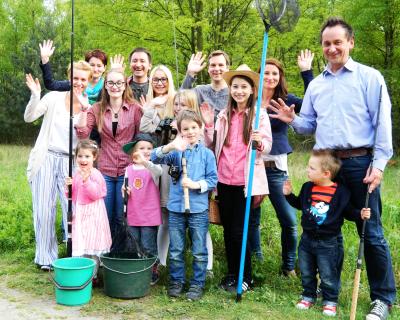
left=168, top=165, right=181, bottom=184
left=155, top=118, right=178, bottom=145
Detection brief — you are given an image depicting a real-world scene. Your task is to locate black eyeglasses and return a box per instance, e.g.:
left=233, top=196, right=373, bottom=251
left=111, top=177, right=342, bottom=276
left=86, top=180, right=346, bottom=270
left=105, top=81, right=126, bottom=88
left=152, top=77, right=168, bottom=84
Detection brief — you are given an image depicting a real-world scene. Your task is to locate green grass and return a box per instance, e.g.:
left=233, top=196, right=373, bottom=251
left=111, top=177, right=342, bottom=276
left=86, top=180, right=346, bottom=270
left=0, top=145, right=399, bottom=319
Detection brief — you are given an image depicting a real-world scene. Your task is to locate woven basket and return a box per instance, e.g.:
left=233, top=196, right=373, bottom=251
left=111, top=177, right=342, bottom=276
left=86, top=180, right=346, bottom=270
left=208, top=199, right=221, bottom=225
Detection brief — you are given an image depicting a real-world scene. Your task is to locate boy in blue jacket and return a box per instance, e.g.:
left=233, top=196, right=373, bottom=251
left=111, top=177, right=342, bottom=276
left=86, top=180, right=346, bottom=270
left=151, top=110, right=217, bottom=301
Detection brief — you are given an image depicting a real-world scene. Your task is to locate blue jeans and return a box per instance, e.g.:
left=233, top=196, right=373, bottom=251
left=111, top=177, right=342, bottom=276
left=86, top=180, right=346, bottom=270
left=103, top=174, right=124, bottom=238
left=337, top=155, right=396, bottom=304
left=249, top=207, right=262, bottom=256
left=129, top=226, right=158, bottom=257
left=298, top=233, right=343, bottom=305
left=168, top=210, right=208, bottom=287
left=266, top=167, right=297, bottom=271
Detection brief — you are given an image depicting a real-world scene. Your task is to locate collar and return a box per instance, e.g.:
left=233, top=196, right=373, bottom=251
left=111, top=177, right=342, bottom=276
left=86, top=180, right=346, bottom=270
left=127, top=75, right=149, bottom=86
left=323, top=57, right=356, bottom=76
left=106, top=101, right=130, bottom=112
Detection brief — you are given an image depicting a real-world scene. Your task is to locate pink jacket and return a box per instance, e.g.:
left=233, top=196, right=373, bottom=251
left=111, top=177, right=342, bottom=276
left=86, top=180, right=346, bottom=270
left=71, top=168, right=107, bottom=205
left=212, top=108, right=272, bottom=196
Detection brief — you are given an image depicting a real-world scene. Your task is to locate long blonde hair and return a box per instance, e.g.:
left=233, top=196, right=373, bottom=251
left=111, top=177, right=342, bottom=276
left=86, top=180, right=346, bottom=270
left=165, top=89, right=200, bottom=119
left=146, top=65, right=175, bottom=119
left=96, top=69, right=135, bottom=133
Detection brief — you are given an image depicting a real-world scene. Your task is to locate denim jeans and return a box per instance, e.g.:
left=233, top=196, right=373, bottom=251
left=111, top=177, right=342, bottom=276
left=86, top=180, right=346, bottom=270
left=266, top=167, right=297, bottom=271
left=103, top=174, right=124, bottom=238
left=168, top=210, right=208, bottom=287
left=129, top=226, right=158, bottom=257
left=248, top=207, right=262, bottom=256
left=337, top=155, right=396, bottom=304
left=298, top=233, right=343, bottom=305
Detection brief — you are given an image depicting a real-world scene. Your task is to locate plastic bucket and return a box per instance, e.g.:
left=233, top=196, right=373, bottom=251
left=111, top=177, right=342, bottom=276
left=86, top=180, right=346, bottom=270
left=100, top=253, right=157, bottom=299
left=51, top=257, right=96, bottom=306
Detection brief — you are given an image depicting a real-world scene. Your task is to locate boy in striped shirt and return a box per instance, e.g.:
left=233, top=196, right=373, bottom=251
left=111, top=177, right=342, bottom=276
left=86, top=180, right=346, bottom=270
left=283, top=149, right=370, bottom=317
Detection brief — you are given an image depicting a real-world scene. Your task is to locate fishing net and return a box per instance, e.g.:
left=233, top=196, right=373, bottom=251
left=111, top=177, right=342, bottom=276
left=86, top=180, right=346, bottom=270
left=255, top=0, right=300, bottom=33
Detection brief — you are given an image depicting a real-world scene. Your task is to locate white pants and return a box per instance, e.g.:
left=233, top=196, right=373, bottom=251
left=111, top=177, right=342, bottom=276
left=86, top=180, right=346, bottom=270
left=157, top=208, right=213, bottom=270
left=30, top=152, right=69, bottom=265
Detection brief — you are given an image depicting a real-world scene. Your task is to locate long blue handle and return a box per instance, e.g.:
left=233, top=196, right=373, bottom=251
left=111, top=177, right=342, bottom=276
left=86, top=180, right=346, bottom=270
left=236, top=30, right=269, bottom=301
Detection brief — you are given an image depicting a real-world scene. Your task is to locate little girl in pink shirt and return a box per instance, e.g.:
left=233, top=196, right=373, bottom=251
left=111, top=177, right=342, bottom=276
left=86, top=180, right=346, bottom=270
left=122, top=133, right=162, bottom=284
left=65, top=139, right=112, bottom=279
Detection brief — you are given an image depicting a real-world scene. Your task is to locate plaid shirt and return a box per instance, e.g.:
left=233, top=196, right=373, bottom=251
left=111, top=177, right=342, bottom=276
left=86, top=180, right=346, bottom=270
left=76, top=101, right=142, bottom=177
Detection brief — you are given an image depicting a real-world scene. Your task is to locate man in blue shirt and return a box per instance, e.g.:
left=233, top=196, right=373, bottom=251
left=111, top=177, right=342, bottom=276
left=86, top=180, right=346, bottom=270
left=269, top=17, right=395, bottom=320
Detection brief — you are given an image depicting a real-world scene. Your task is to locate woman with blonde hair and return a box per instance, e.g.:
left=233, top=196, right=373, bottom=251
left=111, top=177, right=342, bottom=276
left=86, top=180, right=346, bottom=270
left=75, top=68, right=142, bottom=237
left=24, top=60, right=92, bottom=270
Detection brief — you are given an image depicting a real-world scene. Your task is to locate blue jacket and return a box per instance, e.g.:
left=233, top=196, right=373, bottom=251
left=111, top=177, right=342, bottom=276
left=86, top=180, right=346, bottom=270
left=151, top=143, right=218, bottom=213
left=269, top=70, right=313, bottom=155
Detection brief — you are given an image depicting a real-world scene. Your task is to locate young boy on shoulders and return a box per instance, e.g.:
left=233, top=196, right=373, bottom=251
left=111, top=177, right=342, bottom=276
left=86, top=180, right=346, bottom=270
left=151, top=110, right=218, bottom=301
left=283, top=149, right=370, bottom=317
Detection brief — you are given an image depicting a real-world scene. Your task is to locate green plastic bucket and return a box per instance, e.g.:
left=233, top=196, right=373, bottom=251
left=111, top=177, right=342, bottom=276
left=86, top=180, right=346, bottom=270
left=100, top=253, right=157, bottom=299
left=51, top=257, right=96, bottom=306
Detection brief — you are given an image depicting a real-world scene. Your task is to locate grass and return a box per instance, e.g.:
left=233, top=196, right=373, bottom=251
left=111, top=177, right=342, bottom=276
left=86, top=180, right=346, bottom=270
left=0, top=145, right=399, bottom=319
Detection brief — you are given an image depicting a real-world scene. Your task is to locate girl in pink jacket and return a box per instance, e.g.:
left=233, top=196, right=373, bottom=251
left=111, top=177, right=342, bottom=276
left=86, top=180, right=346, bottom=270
left=65, top=140, right=112, bottom=278
left=204, top=65, right=272, bottom=293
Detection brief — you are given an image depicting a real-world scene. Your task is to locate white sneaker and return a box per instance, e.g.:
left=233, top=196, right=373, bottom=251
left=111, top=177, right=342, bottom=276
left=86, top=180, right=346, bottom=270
left=366, top=300, right=389, bottom=320
left=322, top=304, right=337, bottom=317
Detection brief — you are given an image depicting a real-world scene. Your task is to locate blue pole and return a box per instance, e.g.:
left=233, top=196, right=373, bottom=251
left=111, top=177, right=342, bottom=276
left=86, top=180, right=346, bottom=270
left=236, top=30, right=269, bottom=301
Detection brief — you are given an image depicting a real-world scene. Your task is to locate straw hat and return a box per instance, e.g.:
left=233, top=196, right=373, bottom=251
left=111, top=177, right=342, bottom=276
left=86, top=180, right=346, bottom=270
left=223, top=64, right=259, bottom=89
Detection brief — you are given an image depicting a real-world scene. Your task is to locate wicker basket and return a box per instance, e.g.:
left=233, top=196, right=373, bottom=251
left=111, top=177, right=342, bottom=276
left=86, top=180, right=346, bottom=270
left=208, top=198, right=221, bottom=225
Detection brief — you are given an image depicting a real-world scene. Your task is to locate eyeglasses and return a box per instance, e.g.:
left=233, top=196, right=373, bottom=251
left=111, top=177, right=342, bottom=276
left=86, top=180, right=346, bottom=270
left=152, top=77, right=168, bottom=84
left=105, top=81, right=126, bottom=88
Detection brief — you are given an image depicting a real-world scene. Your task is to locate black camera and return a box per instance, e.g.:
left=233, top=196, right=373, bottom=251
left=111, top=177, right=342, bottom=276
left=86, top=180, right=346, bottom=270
left=168, top=165, right=181, bottom=184
left=155, top=118, right=178, bottom=146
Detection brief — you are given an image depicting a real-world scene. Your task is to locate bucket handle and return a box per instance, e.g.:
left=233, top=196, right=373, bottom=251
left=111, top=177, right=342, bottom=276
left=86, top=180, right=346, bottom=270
left=49, top=271, right=95, bottom=291
left=99, top=257, right=157, bottom=275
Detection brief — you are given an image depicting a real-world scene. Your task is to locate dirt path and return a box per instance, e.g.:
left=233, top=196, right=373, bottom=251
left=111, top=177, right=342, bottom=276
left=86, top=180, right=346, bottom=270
left=0, top=284, right=104, bottom=320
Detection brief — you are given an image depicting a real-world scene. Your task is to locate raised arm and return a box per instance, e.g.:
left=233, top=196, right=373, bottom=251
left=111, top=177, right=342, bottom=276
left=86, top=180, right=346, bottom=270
left=24, top=73, right=47, bottom=122
left=39, top=40, right=70, bottom=91
left=180, top=52, right=207, bottom=89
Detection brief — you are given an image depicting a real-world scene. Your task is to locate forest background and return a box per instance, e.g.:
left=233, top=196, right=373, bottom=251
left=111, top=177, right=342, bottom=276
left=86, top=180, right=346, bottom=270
left=0, top=0, right=399, bottom=151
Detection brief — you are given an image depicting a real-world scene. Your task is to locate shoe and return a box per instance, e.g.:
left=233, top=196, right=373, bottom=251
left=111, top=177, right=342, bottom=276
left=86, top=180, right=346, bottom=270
left=206, top=270, right=214, bottom=279
left=186, top=285, right=204, bottom=301
left=219, top=275, right=236, bottom=291
left=296, top=299, right=314, bottom=310
left=167, top=282, right=184, bottom=297
left=226, top=279, right=253, bottom=293
left=40, top=265, right=53, bottom=271
left=282, top=269, right=297, bottom=277
left=150, top=264, right=160, bottom=285
left=322, top=305, right=337, bottom=317
left=366, top=300, right=390, bottom=320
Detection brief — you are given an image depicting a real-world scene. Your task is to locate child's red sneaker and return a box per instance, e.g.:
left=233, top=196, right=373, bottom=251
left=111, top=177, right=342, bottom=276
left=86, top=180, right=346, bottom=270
left=296, top=299, right=314, bottom=310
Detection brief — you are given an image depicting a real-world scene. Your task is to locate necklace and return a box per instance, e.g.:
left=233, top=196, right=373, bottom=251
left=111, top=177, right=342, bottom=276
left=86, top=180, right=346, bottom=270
left=111, top=105, right=122, bottom=120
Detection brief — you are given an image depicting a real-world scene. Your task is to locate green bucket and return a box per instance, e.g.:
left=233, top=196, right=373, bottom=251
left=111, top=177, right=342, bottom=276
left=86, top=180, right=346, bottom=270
left=51, top=257, right=96, bottom=306
left=100, top=253, right=157, bottom=299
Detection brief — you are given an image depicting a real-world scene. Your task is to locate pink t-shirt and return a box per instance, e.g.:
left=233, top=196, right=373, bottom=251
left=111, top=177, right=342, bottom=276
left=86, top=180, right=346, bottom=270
left=217, top=109, right=247, bottom=186
left=71, top=168, right=107, bottom=205
left=125, top=165, right=162, bottom=226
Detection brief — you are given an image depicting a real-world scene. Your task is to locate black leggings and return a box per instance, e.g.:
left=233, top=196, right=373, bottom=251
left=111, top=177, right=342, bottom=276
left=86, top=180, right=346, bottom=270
left=217, top=182, right=252, bottom=283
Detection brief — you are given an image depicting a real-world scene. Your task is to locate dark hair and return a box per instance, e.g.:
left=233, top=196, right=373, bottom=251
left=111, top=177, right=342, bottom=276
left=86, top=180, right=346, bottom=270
left=320, top=17, right=354, bottom=43
left=176, top=110, right=203, bottom=131
left=311, top=149, right=342, bottom=179
left=84, top=49, right=108, bottom=66
left=258, top=58, right=288, bottom=100
left=128, top=47, right=152, bottom=64
left=75, top=139, right=99, bottom=158
left=225, top=75, right=256, bottom=146
left=208, top=50, right=230, bottom=67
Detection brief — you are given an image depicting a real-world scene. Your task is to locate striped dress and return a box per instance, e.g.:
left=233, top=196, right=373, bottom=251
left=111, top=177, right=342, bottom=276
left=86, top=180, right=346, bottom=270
left=71, top=168, right=112, bottom=256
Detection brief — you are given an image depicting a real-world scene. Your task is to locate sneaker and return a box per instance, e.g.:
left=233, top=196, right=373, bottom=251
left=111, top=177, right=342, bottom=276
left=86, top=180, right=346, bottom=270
left=167, top=282, right=184, bottom=297
left=296, top=299, right=314, bottom=310
left=186, top=285, right=204, bottom=301
left=226, top=279, right=253, bottom=293
left=150, top=264, right=160, bottom=285
left=219, top=275, right=236, bottom=291
left=40, top=265, right=53, bottom=271
left=322, top=305, right=337, bottom=317
left=282, top=269, right=297, bottom=277
left=366, top=300, right=390, bottom=320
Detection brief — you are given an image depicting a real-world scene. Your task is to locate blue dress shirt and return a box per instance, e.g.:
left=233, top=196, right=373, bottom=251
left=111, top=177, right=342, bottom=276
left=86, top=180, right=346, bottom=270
left=291, top=58, right=393, bottom=171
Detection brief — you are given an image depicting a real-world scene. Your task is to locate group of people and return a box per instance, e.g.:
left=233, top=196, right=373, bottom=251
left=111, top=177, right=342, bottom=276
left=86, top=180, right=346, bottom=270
left=23, top=17, right=395, bottom=320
